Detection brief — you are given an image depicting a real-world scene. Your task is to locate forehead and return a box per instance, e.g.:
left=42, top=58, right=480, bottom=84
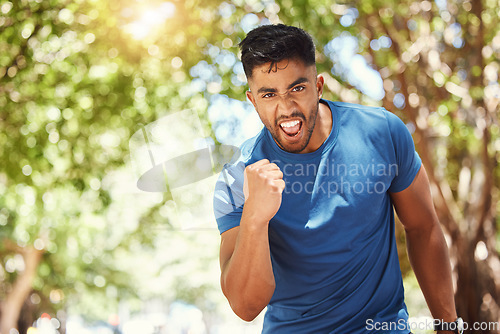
left=248, top=58, right=316, bottom=89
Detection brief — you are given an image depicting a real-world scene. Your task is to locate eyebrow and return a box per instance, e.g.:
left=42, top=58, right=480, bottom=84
left=256, top=77, right=310, bottom=94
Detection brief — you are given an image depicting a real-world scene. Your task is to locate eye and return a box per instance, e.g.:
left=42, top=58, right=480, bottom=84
left=262, top=93, right=275, bottom=98
left=292, top=85, right=305, bottom=92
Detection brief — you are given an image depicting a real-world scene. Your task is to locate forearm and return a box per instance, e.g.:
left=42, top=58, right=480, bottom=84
left=221, top=207, right=275, bottom=321
left=405, top=222, right=457, bottom=323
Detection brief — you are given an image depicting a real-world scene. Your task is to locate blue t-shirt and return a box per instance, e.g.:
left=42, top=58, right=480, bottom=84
left=213, top=100, right=421, bottom=333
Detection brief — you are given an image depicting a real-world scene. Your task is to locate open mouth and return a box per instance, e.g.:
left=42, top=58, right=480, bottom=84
left=279, top=119, right=303, bottom=138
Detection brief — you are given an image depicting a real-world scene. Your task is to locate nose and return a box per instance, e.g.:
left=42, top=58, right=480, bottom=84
left=275, top=91, right=297, bottom=116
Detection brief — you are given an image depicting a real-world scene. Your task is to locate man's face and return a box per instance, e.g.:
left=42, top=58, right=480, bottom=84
left=246, top=58, right=324, bottom=154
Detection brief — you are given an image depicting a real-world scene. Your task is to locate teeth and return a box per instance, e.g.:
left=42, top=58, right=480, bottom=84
left=280, top=120, right=300, bottom=128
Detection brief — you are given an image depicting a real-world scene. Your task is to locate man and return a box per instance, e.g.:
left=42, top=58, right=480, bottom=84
left=213, top=24, right=461, bottom=333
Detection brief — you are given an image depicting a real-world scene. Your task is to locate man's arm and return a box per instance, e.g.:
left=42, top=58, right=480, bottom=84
left=219, top=159, right=285, bottom=322
left=390, top=165, right=457, bottom=333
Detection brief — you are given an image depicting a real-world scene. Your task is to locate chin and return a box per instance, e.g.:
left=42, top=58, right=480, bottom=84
left=277, top=140, right=309, bottom=154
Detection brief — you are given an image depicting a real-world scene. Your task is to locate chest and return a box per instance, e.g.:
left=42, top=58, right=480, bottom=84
left=269, top=145, right=396, bottom=254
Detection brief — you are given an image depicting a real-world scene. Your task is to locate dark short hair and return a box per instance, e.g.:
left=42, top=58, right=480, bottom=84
left=239, top=24, right=316, bottom=78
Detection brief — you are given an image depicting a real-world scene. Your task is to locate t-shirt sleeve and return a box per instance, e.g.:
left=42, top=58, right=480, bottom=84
left=386, top=111, right=422, bottom=193
left=213, top=161, right=246, bottom=234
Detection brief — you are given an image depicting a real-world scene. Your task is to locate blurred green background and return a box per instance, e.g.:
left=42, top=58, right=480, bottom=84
left=0, top=0, right=499, bottom=333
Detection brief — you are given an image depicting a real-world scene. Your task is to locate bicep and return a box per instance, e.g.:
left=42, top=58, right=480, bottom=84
left=390, top=165, right=439, bottom=232
left=219, top=226, right=239, bottom=271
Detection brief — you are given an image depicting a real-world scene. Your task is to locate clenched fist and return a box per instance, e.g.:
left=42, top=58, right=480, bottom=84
left=243, top=159, right=285, bottom=224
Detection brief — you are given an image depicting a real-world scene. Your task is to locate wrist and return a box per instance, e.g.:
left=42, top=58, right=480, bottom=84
left=434, top=317, right=464, bottom=334
left=241, top=202, right=270, bottom=227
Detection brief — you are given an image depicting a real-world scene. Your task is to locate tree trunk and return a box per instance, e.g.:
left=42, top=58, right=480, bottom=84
left=453, top=232, right=500, bottom=333
left=0, top=246, right=44, bottom=334
left=18, top=297, right=37, bottom=334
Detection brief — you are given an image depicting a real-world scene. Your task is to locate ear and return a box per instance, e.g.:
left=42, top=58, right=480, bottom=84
left=316, top=74, right=324, bottom=99
left=246, top=90, right=257, bottom=109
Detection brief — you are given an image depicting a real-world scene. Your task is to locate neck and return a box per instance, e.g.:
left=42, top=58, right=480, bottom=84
left=302, top=101, right=332, bottom=153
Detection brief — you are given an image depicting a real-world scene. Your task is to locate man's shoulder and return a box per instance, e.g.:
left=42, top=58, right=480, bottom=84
left=329, top=101, right=409, bottom=135
left=324, top=100, right=392, bottom=132
left=326, top=100, right=387, bottom=116
left=235, top=128, right=268, bottom=164
left=324, top=100, right=408, bottom=147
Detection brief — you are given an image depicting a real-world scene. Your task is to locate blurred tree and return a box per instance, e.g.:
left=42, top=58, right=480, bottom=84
left=0, top=0, right=142, bottom=330
left=0, top=0, right=190, bottom=331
